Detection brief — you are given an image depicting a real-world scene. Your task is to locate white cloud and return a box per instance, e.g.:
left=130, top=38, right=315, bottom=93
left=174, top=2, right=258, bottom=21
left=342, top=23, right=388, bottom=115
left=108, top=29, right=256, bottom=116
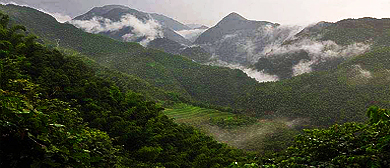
left=51, top=12, right=72, bottom=23
left=69, top=14, right=163, bottom=46
left=205, top=60, right=278, bottom=82
left=262, top=38, right=370, bottom=75
left=120, top=14, right=163, bottom=46
left=292, top=60, right=314, bottom=76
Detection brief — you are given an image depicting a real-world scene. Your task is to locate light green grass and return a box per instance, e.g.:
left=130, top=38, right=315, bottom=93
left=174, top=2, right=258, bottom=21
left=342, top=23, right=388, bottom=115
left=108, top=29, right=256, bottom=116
left=163, top=103, right=236, bottom=124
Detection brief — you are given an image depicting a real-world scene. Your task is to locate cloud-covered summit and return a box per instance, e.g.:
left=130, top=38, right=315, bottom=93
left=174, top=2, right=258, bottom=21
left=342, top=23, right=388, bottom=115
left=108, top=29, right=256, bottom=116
left=70, top=14, right=163, bottom=46
left=71, top=5, right=192, bottom=46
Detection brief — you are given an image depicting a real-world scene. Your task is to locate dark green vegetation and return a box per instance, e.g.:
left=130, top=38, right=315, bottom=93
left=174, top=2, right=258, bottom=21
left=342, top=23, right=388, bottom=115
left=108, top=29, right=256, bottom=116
left=3, top=3, right=390, bottom=128
left=180, top=46, right=212, bottom=63
left=254, top=50, right=311, bottom=79
left=256, top=107, right=390, bottom=167
left=297, top=17, right=390, bottom=46
left=0, top=13, right=255, bottom=167
left=244, top=46, right=390, bottom=126
left=3, top=4, right=390, bottom=167
left=0, top=4, right=258, bottom=110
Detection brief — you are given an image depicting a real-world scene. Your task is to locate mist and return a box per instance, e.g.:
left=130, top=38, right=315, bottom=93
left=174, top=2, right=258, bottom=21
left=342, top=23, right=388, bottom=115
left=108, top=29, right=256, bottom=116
left=262, top=39, right=370, bottom=76
left=175, top=28, right=207, bottom=42
left=243, top=25, right=305, bottom=64
left=205, top=60, right=278, bottom=82
left=202, top=118, right=305, bottom=151
left=69, top=14, right=163, bottom=46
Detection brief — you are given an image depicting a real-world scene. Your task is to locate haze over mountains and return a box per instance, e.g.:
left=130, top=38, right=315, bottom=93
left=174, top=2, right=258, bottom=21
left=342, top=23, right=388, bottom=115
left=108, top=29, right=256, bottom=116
left=64, top=4, right=376, bottom=82
left=3, top=2, right=390, bottom=127
left=4, top=2, right=390, bottom=167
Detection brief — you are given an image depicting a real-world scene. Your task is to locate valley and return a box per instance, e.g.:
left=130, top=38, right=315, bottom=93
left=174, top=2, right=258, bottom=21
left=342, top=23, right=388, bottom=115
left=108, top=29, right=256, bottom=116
left=1, top=1, right=390, bottom=167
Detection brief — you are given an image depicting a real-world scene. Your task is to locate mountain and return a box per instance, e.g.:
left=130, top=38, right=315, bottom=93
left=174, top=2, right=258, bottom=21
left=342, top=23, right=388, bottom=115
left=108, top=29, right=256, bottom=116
left=253, top=17, right=390, bottom=80
left=3, top=9, right=390, bottom=167
left=0, top=12, right=255, bottom=167
left=5, top=3, right=390, bottom=128
left=150, top=13, right=190, bottom=31
left=180, top=46, right=212, bottom=63
left=147, top=38, right=212, bottom=62
left=72, top=5, right=191, bottom=46
left=193, top=14, right=389, bottom=81
left=195, top=12, right=277, bottom=44
left=294, top=17, right=390, bottom=46
left=186, top=23, right=209, bottom=29
left=73, top=5, right=148, bottom=21
left=147, top=37, right=184, bottom=55
left=194, top=12, right=285, bottom=64
left=0, top=4, right=257, bottom=109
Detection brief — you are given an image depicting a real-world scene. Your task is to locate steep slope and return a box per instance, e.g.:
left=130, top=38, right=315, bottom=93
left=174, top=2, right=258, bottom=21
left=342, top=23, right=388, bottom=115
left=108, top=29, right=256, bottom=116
left=71, top=5, right=191, bottom=46
left=194, top=12, right=287, bottom=64
left=150, top=13, right=190, bottom=31
left=253, top=17, right=390, bottom=80
left=242, top=47, right=390, bottom=126
left=0, top=16, right=253, bottom=167
left=295, top=17, right=390, bottom=46
left=0, top=4, right=257, bottom=109
left=187, top=24, right=209, bottom=29
left=196, top=12, right=275, bottom=44
left=147, top=38, right=212, bottom=62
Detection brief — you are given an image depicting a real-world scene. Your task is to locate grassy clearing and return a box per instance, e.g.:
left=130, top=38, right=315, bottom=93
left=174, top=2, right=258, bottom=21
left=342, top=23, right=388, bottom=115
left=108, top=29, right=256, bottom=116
left=163, top=103, right=235, bottom=125
left=164, top=103, right=300, bottom=152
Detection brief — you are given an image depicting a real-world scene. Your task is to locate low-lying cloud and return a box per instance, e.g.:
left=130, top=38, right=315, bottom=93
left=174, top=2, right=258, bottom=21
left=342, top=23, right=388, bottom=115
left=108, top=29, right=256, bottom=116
left=206, top=60, right=278, bottom=82
left=0, top=1, right=72, bottom=23
left=69, top=14, right=163, bottom=46
left=176, top=28, right=207, bottom=42
left=262, top=39, right=370, bottom=76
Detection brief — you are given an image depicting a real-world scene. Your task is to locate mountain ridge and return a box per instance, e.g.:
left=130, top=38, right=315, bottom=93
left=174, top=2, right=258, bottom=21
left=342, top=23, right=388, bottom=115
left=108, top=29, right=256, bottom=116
left=72, top=4, right=192, bottom=45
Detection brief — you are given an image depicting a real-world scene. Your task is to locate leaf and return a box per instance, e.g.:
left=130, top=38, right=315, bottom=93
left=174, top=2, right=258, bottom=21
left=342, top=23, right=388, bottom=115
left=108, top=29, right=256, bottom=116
left=15, top=109, right=30, bottom=114
left=49, top=123, right=65, bottom=127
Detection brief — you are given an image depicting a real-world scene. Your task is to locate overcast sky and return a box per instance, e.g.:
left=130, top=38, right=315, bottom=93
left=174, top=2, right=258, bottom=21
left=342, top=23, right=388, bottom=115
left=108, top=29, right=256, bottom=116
left=2, top=0, right=390, bottom=26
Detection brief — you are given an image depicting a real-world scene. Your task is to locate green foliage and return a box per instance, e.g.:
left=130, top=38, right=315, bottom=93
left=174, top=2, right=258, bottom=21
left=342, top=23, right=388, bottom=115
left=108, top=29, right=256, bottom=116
left=366, top=106, right=390, bottom=124
left=210, top=116, right=257, bottom=128
left=0, top=12, right=253, bottom=167
left=0, top=4, right=258, bottom=111
left=5, top=6, right=390, bottom=167
left=164, top=103, right=238, bottom=125
left=297, top=17, right=390, bottom=46
left=262, top=107, right=390, bottom=167
left=242, top=46, right=390, bottom=126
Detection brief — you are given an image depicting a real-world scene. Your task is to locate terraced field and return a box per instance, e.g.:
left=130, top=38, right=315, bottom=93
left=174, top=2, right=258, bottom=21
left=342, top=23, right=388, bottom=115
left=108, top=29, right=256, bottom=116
left=163, top=103, right=299, bottom=151
left=163, top=103, right=236, bottom=125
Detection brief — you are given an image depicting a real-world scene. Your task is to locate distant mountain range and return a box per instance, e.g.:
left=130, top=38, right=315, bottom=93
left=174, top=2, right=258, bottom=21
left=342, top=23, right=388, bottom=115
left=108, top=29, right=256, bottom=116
left=4, top=3, right=390, bottom=127
left=0, top=4, right=258, bottom=109
left=70, top=5, right=212, bottom=62
left=68, top=5, right=390, bottom=81
left=72, top=5, right=192, bottom=46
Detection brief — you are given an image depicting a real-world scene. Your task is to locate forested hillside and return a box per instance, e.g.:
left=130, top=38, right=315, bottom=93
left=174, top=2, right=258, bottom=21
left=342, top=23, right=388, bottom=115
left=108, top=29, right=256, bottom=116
left=242, top=46, right=390, bottom=126
left=4, top=4, right=390, bottom=128
left=296, top=17, right=390, bottom=46
left=3, top=4, right=390, bottom=167
left=0, top=13, right=254, bottom=167
left=0, top=4, right=258, bottom=110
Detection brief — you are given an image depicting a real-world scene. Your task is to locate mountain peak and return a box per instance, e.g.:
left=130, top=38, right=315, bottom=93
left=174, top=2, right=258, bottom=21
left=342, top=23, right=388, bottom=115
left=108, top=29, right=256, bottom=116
left=97, top=5, right=130, bottom=11
left=223, top=12, right=247, bottom=21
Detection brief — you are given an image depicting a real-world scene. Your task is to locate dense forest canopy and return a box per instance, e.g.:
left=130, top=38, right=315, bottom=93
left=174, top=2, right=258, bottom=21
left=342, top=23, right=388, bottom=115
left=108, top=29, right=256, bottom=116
left=2, top=3, right=390, bottom=167
left=0, top=12, right=254, bottom=167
